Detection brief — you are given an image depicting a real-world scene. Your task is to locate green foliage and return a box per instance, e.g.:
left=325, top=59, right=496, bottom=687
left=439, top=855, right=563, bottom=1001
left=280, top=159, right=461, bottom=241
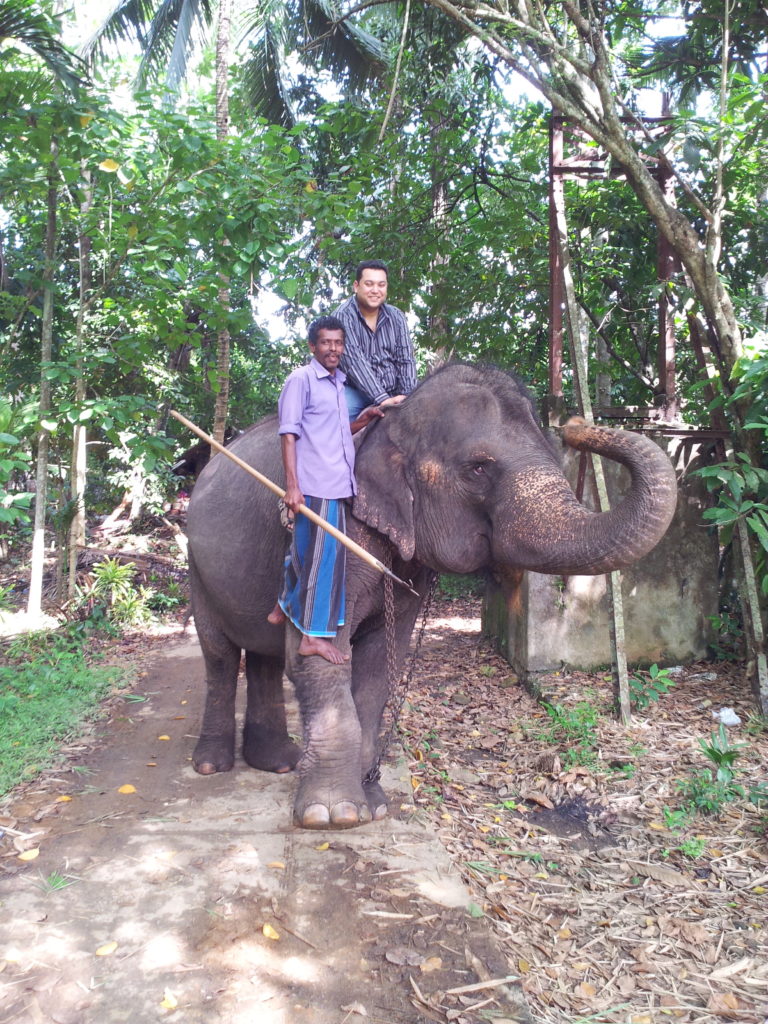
left=676, top=770, right=744, bottom=816
left=694, top=345, right=768, bottom=598
left=677, top=836, right=708, bottom=860
left=707, top=610, right=745, bottom=661
left=539, top=700, right=600, bottom=766
left=145, top=581, right=185, bottom=613
left=36, top=870, right=77, bottom=894
left=744, top=711, right=768, bottom=736
left=0, top=628, right=123, bottom=795
left=90, top=558, right=136, bottom=604
left=628, top=663, right=676, bottom=710
left=0, top=399, right=34, bottom=531
left=73, top=558, right=157, bottom=627
left=662, top=805, right=694, bottom=831
left=437, top=573, right=484, bottom=599
left=0, top=0, right=87, bottom=94
left=674, top=725, right=747, bottom=817
left=699, top=723, right=746, bottom=784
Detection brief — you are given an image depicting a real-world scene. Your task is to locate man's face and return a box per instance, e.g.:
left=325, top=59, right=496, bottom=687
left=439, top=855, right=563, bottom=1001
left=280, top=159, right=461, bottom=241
left=310, top=328, right=345, bottom=373
left=353, top=268, right=388, bottom=312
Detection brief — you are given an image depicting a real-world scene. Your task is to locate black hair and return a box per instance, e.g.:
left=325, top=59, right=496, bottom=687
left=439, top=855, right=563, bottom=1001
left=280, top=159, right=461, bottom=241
left=308, top=315, right=345, bottom=345
left=355, top=259, right=388, bottom=282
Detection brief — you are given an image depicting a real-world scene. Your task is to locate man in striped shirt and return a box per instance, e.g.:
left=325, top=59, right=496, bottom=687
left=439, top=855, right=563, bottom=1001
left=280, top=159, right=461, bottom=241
left=334, top=260, right=417, bottom=418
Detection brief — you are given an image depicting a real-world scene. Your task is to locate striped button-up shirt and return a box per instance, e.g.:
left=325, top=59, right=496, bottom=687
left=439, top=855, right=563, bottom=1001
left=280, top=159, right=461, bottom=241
left=333, top=295, right=417, bottom=406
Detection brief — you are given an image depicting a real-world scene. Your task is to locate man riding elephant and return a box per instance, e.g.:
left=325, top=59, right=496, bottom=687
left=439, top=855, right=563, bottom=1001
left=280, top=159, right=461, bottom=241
left=266, top=316, right=383, bottom=664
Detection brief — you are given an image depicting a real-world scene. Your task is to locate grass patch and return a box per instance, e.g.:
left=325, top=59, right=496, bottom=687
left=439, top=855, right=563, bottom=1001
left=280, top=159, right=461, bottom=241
left=0, top=627, right=125, bottom=796
left=536, top=699, right=601, bottom=767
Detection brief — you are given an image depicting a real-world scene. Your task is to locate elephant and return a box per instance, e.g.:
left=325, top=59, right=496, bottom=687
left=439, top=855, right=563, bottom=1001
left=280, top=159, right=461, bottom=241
left=185, top=363, right=677, bottom=829
left=171, top=426, right=240, bottom=479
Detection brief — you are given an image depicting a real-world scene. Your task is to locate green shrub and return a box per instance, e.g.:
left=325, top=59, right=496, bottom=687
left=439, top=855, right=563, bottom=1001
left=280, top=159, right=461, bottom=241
left=628, top=663, right=676, bottom=709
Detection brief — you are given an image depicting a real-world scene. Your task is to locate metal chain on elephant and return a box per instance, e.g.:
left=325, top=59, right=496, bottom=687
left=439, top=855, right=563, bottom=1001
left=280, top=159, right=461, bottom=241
left=364, top=550, right=438, bottom=785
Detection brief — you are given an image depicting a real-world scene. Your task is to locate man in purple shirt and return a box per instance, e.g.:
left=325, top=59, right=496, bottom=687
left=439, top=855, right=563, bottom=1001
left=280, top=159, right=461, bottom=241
left=267, top=317, right=383, bottom=664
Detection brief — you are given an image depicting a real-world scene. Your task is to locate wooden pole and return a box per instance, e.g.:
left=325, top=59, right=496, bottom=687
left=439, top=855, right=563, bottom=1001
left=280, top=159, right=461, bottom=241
left=170, top=410, right=419, bottom=597
left=552, top=187, right=632, bottom=724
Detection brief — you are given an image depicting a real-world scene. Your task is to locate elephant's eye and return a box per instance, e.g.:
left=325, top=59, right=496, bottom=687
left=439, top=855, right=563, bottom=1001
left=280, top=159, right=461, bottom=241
left=466, top=454, right=495, bottom=482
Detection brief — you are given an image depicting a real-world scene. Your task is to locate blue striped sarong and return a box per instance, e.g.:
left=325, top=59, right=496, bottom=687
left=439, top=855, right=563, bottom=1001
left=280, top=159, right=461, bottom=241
left=278, top=496, right=346, bottom=637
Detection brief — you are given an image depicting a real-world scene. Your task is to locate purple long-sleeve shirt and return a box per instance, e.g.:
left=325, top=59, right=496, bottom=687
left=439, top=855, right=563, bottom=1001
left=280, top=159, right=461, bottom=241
left=277, top=358, right=357, bottom=499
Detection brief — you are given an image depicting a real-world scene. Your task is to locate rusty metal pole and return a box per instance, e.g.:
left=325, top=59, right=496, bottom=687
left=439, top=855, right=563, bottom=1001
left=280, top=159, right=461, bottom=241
left=548, top=116, right=564, bottom=423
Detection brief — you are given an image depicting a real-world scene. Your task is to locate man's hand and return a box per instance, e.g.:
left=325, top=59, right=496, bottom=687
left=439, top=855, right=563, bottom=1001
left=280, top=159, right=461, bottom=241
left=351, top=405, right=386, bottom=435
left=379, top=394, right=407, bottom=409
left=283, top=483, right=304, bottom=514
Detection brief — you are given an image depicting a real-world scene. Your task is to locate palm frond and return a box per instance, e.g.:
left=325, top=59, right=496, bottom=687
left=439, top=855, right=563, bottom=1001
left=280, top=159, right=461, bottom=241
left=138, top=0, right=214, bottom=91
left=240, top=23, right=295, bottom=127
left=82, top=0, right=214, bottom=92
left=291, top=0, right=387, bottom=92
left=237, top=0, right=387, bottom=107
left=80, top=0, right=161, bottom=60
left=0, top=0, right=88, bottom=93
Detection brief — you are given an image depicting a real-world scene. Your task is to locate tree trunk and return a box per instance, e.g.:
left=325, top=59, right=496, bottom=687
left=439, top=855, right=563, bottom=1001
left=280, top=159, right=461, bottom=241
left=67, top=164, right=93, bottom=599
left=420, top=0, right=744, bottom=374
left=211, top=0, right=232, bottom=445
left=27, top=141, right=58, bottom=616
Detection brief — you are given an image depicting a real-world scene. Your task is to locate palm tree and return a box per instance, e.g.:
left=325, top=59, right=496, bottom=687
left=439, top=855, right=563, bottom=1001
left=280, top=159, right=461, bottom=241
left=82, top=0, right=386, bottom=126
left=0, top=0, right=87, bottom=93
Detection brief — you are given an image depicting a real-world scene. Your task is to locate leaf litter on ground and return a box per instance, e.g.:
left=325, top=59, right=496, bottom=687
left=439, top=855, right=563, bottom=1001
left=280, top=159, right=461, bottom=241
left=398, top=593, right=768, bottom=1024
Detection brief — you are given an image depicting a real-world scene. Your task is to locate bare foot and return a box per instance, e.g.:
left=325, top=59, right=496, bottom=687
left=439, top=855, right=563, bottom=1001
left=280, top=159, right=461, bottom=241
left=297, top=634, right=349, bottom=664
left=267, top=604, right=286, bottom=625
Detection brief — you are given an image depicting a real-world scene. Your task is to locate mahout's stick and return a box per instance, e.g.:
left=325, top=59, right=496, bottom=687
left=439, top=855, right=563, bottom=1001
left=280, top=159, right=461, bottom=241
left=170, top=410, right=419, bottom=597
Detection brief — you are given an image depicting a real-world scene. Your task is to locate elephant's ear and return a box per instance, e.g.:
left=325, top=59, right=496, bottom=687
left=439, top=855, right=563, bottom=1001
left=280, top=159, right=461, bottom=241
left=352, top=420, right=416, bottom=562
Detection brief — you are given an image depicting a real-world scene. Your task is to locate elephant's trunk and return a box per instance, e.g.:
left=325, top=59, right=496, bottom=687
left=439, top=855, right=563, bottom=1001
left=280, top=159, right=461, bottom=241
left=494, top=420, right=678, bottom=575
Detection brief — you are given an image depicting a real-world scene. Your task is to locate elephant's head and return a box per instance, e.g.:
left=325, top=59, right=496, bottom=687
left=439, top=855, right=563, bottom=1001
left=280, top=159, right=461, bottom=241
left=352, top=364, right=677, bottom=576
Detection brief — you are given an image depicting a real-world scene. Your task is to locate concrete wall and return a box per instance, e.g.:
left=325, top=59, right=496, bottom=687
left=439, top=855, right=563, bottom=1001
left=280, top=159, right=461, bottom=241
left=482, top=434, right=719, bottom=681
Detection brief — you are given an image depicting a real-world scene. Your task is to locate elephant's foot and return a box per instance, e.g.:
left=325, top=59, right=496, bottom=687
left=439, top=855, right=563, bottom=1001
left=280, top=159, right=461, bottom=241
left=363, top=779, right=388, bottom=821
left=242, top=724, right=301, bottom=774
left=193, top=733, right=235, bottom=775
left=293, top=776, right=373, bottom=830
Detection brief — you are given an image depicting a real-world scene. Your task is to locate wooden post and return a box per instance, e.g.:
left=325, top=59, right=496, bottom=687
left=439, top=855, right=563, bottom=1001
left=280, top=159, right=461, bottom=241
left=551, top=174, right=632, bottom=723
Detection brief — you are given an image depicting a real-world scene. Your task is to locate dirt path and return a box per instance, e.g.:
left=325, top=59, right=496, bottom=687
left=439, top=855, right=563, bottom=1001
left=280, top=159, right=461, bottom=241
left=0, top=631, right=526, bottom=1024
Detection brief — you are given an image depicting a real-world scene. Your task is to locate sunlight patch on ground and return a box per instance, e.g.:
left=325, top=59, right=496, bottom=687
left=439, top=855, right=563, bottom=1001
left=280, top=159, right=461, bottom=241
left=0, top=610, right=61, bottom=636
left=428, top=615, right=481, bottom=632
left=140, top=932, right=186, bottom=971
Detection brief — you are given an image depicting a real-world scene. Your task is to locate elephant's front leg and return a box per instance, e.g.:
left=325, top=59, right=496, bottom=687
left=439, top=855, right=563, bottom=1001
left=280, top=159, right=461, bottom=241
left=350, top=592, right=424, bottom=822
left=285, top=624, right=370, bottom=829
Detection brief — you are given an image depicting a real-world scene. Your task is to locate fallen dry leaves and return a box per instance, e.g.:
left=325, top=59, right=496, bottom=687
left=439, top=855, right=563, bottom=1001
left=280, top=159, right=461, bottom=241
left=399, top=594, right=768, bottom=1024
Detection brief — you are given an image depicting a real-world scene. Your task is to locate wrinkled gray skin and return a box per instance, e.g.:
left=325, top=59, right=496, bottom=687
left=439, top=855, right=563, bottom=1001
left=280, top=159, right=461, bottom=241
left=187, top=364, right=678, bottom=829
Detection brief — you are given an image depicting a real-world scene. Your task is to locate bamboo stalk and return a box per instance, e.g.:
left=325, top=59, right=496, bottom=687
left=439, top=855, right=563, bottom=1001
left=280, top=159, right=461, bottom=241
left=554, top=195, right=632, bottom=723
left=170, top=410, right=419, bottom=597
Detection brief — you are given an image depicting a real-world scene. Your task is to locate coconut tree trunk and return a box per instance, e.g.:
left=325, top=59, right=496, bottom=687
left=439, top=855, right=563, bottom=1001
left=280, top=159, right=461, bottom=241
left=27, top=141, right=58, bottom=616
left=67, top=163, right=93, bottom=599
left=211, top=0, right=232, bottom=446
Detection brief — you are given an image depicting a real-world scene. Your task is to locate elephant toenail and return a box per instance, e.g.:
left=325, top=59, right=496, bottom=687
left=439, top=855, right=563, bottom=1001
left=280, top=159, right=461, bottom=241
left=299, top=803, right=331, bottom=828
